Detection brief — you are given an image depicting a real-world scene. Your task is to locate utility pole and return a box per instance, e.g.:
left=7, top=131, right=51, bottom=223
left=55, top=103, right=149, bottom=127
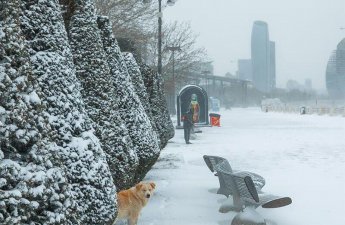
left=166, top=45, right=181, bottom=114
left=158, top=0, right=162, bottom=75
left=143, top=0, right=176, bottom=74
left=155, top=0, right=175, bottom=75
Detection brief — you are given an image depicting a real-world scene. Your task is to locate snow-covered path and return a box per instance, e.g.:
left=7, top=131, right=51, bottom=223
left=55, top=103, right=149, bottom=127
left=140, top=108, right=345, bottom=225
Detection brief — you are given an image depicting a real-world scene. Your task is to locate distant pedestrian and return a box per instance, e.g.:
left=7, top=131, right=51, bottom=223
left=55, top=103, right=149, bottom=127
left=183, top=110, right=193, bottom=144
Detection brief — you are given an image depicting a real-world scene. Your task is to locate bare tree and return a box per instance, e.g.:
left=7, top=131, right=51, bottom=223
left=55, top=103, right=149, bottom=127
left=148, top=21, right=209, bottom=90
left=94, top=0, right=157, bottom=44
left=94, top=1, right=209, bottom=115
left=94, top=1, right=208, bottom=82
left=144, top=21, right=209, bottom=114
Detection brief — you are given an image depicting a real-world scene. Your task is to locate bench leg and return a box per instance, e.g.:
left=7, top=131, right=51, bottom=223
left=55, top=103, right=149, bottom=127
left=230, top=208, right=266, bottom=225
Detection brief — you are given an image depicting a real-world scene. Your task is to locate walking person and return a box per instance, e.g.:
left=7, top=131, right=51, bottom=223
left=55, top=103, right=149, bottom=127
left=183, top=109, right=193, bottom=144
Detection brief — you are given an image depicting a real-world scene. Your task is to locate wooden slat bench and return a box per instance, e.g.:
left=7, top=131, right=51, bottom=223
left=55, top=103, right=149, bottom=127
left=203, top=155, right=266, bottom=197
left=214, top=160, right=292, bottom=225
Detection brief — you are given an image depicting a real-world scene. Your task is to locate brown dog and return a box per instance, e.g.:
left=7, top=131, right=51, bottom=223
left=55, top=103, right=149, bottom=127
left=114, top=182, right=156, bottom=225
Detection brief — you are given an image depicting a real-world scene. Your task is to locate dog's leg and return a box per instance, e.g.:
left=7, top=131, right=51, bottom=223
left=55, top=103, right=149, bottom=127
left=127, top=218, right=134, bottom=225
left=128, top=213, right=139, bottom=225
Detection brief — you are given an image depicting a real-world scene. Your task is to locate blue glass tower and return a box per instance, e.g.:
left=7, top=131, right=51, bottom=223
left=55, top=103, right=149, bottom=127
left=251, top=21, right=270, bottom=93
left=269, top=41, right=276, bottom=90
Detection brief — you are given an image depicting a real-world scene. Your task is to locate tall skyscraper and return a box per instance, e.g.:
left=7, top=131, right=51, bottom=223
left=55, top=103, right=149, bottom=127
left=251, top=21, right=276, bottom=93
left=269, top=41, right=276, bottom=90
left=251, top=21, right=270, bottom=93
left=326, top=51, right=341, bottom=98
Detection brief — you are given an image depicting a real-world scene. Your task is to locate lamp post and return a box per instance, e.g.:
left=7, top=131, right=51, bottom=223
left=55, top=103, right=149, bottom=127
left=166, top=45, right=181, bottom=114
left=143, top=0, right=176, bottom=70
left=142, top=0, right=176, bottom=74
left=157, top=0, right=176, bottom=75
left=157, top=0, right=163, bottom=75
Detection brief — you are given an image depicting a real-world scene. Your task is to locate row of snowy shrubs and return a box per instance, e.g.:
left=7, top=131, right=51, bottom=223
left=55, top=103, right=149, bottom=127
left=0, top=0, right=174, bottom=224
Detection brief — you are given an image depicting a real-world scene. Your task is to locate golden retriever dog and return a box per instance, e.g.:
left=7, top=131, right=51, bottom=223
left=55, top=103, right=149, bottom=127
left=114, top=182, right=156, bottom=225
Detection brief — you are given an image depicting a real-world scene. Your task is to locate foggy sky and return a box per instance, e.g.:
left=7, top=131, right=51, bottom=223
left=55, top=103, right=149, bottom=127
left=165, top=0, right=345, bottom=91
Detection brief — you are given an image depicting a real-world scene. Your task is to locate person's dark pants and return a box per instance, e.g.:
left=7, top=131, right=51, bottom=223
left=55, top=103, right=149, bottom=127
left=184, top=125, right=191, bottom=144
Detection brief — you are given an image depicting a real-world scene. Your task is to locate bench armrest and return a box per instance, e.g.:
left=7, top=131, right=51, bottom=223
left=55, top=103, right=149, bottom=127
left=258, top=193, right=292, bottom=208
left=233, top=170, right=266, bottom=190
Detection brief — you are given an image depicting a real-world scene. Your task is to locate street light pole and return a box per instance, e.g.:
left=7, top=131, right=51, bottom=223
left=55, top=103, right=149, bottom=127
left=143, top=0, right=176, bottom=74
left=166, top=46, right=181, bottom=114
left=158, top=0, right=163, bottom=75
left=156, top=0, right=175, bottom=75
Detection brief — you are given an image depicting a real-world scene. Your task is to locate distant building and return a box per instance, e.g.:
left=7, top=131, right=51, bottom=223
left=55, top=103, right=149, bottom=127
left=286, top=79, right=301, bottom=91
left=304, top=79, right=312, bottom=91
left=326, top=52, right=339, bottom=97
left=251, top=21, right=272, bottom=93
left=326, top=54, right=345, bottom=99
left=286, top=79, right=313, bottom=92
left=336, top=38, right=345, bottom=75
left=237, top=59, right=253, bottom=81
left=269, top=41, right=276, bottom=90
left=325, top=39, right=345, bottom=99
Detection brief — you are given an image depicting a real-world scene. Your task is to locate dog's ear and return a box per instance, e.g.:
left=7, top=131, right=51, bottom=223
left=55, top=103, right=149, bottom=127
left=149, top=182, right=156, bottom=189
left=135, top=183, right=143, bottom=191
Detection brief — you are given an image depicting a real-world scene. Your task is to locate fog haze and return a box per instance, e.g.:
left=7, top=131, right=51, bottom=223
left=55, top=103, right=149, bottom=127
left=165, top=0, right=345, bottom=91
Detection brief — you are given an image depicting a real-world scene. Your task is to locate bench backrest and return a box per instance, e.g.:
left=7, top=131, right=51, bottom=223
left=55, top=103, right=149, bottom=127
left=215, top=161, right=259, bottom=208
left=203, top=155, right=232, bottom=173
left=203, top=155, right=234, bottom=197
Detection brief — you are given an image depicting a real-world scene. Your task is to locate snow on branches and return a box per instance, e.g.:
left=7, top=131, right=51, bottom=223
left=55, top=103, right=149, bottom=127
left=96, top=17, right=161, bottom=182
left=67, top=0, right=139, bottom=192
left=1, top=0, right=174, bottom=224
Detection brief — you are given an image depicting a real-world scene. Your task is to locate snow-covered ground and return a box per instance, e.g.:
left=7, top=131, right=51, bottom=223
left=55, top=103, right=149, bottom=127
left=140, top=108, right=345, bottom=225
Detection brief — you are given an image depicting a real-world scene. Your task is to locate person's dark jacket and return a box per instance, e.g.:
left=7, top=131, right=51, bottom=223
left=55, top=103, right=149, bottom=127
left=183, top=111, right=193, bottom=128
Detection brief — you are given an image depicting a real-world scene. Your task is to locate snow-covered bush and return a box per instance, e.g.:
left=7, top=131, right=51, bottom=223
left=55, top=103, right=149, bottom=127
left=21, top=0, right=117, bottom=223
left=0, top=2, right=63, bottom=224
left=119, top=52, right=161, bottom=181
left=66, top=0, right=139, bottom=191
left=1, top=0, right=117, bottom=224
left=1, top=0, right=173, bottom=223
left=122, top=53, right=158, bottom=132
left=139, top=63, right=175, bottom=149
left=94, top=16, right=160, bottom=182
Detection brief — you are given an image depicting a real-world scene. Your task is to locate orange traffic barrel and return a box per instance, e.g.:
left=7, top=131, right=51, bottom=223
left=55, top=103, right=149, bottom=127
left=209, top=113, right=221, bottom=127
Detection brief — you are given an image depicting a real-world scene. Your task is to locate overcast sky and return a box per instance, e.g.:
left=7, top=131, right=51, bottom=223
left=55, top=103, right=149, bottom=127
left=164, top=0, right=345, bottom=90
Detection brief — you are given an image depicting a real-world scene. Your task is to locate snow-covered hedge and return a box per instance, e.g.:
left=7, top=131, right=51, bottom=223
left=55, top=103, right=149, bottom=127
left=1, top=0, right=174, bottom=223
left=122, top=53, right=158, bottom=134
left=67, top=0, right=139, bottom=191
left=0, top=2, right=58, bottom=224
left=139, top=63, right=175, bottom=149
left=96, top=16, right=161, bottom=182
left=120, top=52, right=161, bottom=181
left=1, top=0, right=117, bottom=224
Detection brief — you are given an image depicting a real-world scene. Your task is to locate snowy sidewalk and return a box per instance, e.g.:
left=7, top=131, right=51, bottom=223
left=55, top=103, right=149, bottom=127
left=141, top=108, right=345, bottom=225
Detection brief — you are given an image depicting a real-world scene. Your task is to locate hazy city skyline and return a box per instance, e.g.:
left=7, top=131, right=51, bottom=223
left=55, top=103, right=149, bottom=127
left=251, top=21, right=273, bottom=93
left=165, top=0, right=345, bottom=91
